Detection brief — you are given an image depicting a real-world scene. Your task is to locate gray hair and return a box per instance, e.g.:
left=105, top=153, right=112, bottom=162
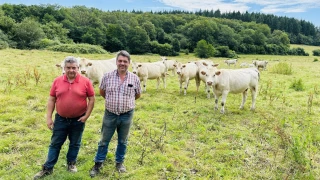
left=117, top=50, right=131, bottom=62
left=64, top=56, right=79, bottom=67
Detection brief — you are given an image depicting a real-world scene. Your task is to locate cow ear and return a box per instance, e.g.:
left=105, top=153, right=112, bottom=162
left=182, top=65, right=186, bottom=68
left=138, top=64, right=142, bottom=67
left=173, top=64, right=176, bottom=67
left=215, top=71, right=221, bottom=75
left=88, top=62, right=93, bottom=66
left=56, top=64, right=61, bottom=67
left=213, top=63, right=219, bottom=67
left=203, top=62, right=208, bottom=66
left=201, top=71, right=206, bottom=75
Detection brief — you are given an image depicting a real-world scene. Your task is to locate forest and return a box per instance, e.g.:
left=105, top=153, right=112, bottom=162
left=0, top=4, right=319, bottom=57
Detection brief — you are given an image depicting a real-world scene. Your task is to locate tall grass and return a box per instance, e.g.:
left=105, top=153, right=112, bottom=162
left=270, top=62, right=293, bottom=75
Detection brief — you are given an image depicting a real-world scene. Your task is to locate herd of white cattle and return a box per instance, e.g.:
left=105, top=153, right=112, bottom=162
left=56, top=57, right=269, bottom=113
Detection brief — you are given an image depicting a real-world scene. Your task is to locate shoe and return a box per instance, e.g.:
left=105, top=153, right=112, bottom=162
left=33, top=165, right=53, bottom=179
left=116, top=162, right=126, bottom=173
left=67, top=162, right=77, bottom=173
left=89, top=162, right=103, bottom=177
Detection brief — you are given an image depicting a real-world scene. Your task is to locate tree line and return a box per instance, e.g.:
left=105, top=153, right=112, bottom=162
left=0, top=4, right=316, bottom=57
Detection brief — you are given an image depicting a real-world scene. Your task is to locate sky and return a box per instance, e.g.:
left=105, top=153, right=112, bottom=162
left=1, top=0, right=320, bottom=27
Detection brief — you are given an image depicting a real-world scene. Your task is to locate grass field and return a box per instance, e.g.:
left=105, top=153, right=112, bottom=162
left=0, top=46, right=320, bottom=179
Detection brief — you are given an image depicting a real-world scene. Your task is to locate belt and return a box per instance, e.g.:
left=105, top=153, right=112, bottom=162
left=57, top=113, right=85, bottom=121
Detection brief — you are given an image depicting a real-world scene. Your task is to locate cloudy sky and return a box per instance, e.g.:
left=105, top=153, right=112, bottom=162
left=1, top=0, right=319, bottom=27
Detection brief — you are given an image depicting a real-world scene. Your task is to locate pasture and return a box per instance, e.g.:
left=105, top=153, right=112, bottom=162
left=0, top=48, right=320, bottom=179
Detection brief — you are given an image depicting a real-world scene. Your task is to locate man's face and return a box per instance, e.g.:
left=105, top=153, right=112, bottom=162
left=64, top=62, right=79, bottom=79
left=116, top=55, right=130, bottom=73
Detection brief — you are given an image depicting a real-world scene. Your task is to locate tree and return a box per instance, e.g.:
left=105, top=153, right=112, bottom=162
left=171, top=38, right=180, bottom=53
left=127, top=26, right=150, bottom=54
left=105, top=24, right=127, bottom=52
left=141, top=21, right=156, bottom=40
left=42, top=21, right=70, bottom=43
left=194, top=39, right=215, bottom=58
left=12, top=17, right=45, bottom=49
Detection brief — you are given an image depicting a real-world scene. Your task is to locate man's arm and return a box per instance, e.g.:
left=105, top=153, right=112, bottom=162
left=46, top=96, right=56, bottom=130
left=135, top=93, right=141, bottom=100
left=100, top=89, right=106, bottom=99
left=78, top=96, right=95, bottom=123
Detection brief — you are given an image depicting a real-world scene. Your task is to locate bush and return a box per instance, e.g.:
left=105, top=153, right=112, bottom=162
left=194, top=39, right=215, bottom=58
left=150, top=41, right=176, bottom=56
left=313, top=58, right=318, bottom=62
left=46, top=43, right=108, bottom=54
left=290, top=78, right=304, bottom=91
left=312, top=49, right=320, bottom=56
left=288, top=47, right=309, bottom=56
left=0, top=40, right=9, bottom=49
left=215, top=46, right=238, bottom=58
left=36, top=38, right=61, bottom=49
left=270, top=62, right=293, bottom=75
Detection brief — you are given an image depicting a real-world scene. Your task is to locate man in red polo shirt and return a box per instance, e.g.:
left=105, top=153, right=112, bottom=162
left=34, top=56, right=95, bottom=179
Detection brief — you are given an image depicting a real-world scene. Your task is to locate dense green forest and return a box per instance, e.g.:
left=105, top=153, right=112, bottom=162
left=0, top=4, right=319, bottom=57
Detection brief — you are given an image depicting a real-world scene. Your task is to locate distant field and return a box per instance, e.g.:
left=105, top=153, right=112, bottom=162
left=291, top=44, right=320, bottom=55
left=0, top=48, right=319, bottom=179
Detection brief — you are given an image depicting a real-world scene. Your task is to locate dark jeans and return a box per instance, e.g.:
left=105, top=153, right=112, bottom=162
left=94, top=109, right=134, bottom=163
left=44, top=113, right=85, bottom=169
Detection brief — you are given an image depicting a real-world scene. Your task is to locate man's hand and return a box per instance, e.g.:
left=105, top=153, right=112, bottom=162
left=78, top=116, right=88, bottom=123
left=47, top=119, right=54, bottom=130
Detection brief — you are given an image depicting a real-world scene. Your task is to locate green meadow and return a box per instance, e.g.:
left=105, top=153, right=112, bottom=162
left=0, top=46, right=320, bottom=179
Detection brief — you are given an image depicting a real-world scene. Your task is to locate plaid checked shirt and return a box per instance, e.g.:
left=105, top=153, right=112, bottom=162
left=99, top=70, right=141, bottom=115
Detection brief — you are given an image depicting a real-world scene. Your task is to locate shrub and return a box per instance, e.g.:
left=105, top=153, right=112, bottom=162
left=312, top=49, right=320, bottom=56
left=313, top=58, right=318, bottom=62
left=0, top=40, right=9, bottom=49
left=46, top=43, right=108, bottom=54
left=290, top=78, right=304, bottom=91
left=270, top=62, right=292, bottom=75
left=36, top=38, right=61, bottom=49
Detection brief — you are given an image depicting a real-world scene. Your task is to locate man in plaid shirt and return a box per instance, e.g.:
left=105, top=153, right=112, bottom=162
left=90, top=50, right=141, bottom=177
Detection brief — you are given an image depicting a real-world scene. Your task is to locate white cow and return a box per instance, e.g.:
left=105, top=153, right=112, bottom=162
left=253, top=60, right=268, bottom=70
left=195, top=60, right=219, bottom=98
left=248, top=63, right=255, bottom=68
left=202, top=68, right=260, bottom=113
left=79, top=57, right=117, bottom=85
left=160, top=57, right=178, bottom=76
left=131, top=62, right=166, bottom=92
left=224, top=59, right=237, bottom=67
left=173, top=62, right=200, bottom=95
left=56, top=60, right=65, bottom=74
left=240, top=62, right=248, bottom=68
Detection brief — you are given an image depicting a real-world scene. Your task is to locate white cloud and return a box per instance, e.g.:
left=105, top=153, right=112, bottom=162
left=158, top=0, right=320, bottom=14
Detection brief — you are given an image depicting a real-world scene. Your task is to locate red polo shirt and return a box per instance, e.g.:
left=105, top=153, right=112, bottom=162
left=50, top=73, right=95, bottom=118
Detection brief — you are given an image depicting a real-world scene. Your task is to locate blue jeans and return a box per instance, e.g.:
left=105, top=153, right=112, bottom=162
left=94, top=109, right=134, bottom=163
left=44, top=113, right=85, bottom=169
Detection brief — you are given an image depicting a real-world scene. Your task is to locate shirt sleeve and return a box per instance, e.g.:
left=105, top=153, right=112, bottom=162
left=49, top=79, right=57, bottom=97
left=87, top=79, right=95, bottom=97
left=99, top=73, right=107, bottom=91
left=134, top=75, right=141, bottom=95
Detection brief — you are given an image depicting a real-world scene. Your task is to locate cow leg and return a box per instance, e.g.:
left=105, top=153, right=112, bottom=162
left=220, top=91, right=229, bottom=114
left=250, top=86, right=258, bottom=111
left=214, top=94, right=219, bottom=110
left=184, top=78, right=189, bottom=95
left=156, top=77, right=160, bottom=90
left=143, top=77, right=147, bottom=92
left=162, top=75, right=166, bottom=89
left=179, top=80, right=183, bottom=94
left=206, top=85, right=211, bottom=99
left=240, top=89, right=248, bottom=109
